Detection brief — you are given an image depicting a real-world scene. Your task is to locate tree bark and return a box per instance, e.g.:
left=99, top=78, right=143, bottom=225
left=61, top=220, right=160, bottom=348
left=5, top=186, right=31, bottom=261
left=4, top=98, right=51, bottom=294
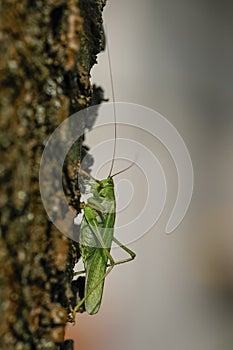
left=0, top=0, right=106, bottom=349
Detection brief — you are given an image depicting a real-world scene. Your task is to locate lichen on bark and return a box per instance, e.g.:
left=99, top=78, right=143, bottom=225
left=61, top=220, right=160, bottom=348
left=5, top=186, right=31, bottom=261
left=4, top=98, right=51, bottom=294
left=0, top=0, right=106, bottom=349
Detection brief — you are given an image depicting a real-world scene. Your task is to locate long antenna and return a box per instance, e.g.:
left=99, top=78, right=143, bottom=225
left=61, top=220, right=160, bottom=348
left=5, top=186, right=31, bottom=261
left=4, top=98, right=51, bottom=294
left=78, top=167, right=101, bottom=184
left=111, top=161, right=135, bottom=178
left=106, top=34, right=117, bottom=177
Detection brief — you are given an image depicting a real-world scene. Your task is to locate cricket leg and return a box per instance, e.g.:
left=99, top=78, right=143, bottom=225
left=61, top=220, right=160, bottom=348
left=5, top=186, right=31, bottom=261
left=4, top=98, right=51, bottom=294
left=73, top=238, right=136, bottom=316
left=73, top=269, right=85, bottom=276
left=72, top=240, right=135, bottom=320
left=72, top=263, right=114, bottom=320
left=112, top=237, right=136, bottom=265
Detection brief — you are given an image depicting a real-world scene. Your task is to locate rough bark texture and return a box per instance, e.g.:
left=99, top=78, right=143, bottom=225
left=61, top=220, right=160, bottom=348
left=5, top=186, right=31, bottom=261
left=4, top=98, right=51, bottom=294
left=0, top=0, right=106, bottom=349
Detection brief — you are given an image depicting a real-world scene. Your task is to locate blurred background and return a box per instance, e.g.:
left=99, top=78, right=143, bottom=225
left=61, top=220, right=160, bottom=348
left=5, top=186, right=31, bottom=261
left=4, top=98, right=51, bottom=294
left=66, top=0, right=233, bottom=349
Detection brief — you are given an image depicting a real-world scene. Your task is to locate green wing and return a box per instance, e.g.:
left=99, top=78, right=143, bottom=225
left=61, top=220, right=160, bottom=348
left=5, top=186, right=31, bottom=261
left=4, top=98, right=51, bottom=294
left=80, top=205, right=115, bottom=314
left=84, top=247, right=108, bottom=314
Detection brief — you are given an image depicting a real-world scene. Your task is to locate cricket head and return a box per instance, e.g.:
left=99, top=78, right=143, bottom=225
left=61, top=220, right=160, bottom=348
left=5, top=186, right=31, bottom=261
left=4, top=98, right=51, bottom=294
left=96, top=176, right=114, bottom=200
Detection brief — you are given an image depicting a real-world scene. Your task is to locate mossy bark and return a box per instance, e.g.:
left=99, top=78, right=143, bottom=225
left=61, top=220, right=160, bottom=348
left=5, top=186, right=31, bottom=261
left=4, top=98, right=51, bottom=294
left=0, top=0, right=106, bottom=349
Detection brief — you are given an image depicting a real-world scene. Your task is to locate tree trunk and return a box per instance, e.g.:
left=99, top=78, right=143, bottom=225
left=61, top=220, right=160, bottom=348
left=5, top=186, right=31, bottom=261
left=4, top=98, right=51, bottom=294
left=0, top=0, right=106, bottom=349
